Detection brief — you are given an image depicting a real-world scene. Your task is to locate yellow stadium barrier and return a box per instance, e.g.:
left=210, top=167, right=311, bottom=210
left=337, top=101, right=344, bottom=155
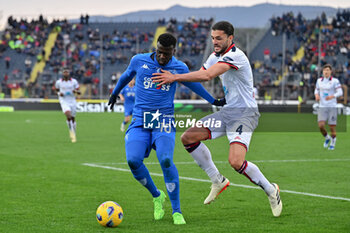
left=29, top=31, right=59, bottom=83
left=151, top=26, right=167, bottom=50
left=292, top=46, right=305, bottom=62
left=11, top=88, right=24, bottom=98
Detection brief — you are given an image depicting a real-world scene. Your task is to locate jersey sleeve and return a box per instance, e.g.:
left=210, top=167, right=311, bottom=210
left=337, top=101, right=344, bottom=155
left=73, top=79, right=79, bottom=89
left=334, top=79, right=343, bottom=98
left=314, top=79, right=320, bottom=95
left=112, top=55, right=138, bottom=96
left=177, top=62, right=190, bottom=74
left=202, top=54, right=217, bottom=70
left=124, top=55, right=138, bottom=77
left=182, top=82, right=215, bottom=104
left=55, top=80, right=60, bottom=89
left=218, top=52, right=240, bottom=70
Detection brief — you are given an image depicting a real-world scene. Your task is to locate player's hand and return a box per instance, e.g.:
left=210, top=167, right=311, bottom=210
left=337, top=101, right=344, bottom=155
left=325, top=96, right=334, bottom=100
left=73, top=89, right=81, bottom=95
left=108, top=94, right=119, bottom=110
left=212, top=98, right=226, bottom=106
left=315, top=95, right=320, bottom=101
left=152, top=69, right=175, bottom=86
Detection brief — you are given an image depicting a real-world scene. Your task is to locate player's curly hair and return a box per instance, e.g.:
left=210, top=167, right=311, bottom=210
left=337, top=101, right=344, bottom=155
left=212, top=21, right=234, bottom=36
left=158, top=33, right=177, bottom=48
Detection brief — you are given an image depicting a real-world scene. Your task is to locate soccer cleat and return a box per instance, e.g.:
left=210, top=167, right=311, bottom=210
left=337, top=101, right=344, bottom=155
left=69, top=130, right=74, bottom=140
left=204, top=177, right=230, bottom=204
left=323, top=138, right=330, bottom=148
left=268, top=183, right=282, bottom=217
left=71, top=132, right=77, bottom=143
left=328, top=138, right=336, bottom=150
left=153, top=190, right=166, bottom=220
left=69, top=130, right=76, bottom=143
left=172, top=212, right=186, bottom=225
left=120, top=123, right=125, bottom=132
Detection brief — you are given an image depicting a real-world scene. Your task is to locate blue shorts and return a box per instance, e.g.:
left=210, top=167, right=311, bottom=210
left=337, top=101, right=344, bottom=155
left=124, top=107, right=133, bottom=117
left=125, top=118, right=176, bottom=158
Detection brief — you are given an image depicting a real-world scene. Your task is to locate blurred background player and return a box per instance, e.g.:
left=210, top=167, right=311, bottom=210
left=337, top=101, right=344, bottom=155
left=152, top=21, right=282, bottom=217
left=119, top=79, right=135, bottom=132
left=314, top=64, right=343, bottom=150
left=108, top=32, right=225, bottom=225
left=54, top=68, right=81, bottom=143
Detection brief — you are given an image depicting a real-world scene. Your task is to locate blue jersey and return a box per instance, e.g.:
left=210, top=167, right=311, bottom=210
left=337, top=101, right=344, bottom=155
left=112, top=52, right=215, bottom=120
left=118, top=53, right=188, bottom=118
left=121, top=86, right=135, bottom=107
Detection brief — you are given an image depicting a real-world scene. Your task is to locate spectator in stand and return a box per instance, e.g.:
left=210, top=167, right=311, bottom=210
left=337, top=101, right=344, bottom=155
left=5, top=56, right=10, bottom=69
left=85, top=14, right=89, bottom=25
left=80, top=15, right=84, bottom=24
left=263, top=48, right=270, bottom=63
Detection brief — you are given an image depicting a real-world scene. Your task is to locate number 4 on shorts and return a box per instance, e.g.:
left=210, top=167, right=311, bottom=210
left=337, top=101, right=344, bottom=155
left=236, top=125, right=243, bottom=135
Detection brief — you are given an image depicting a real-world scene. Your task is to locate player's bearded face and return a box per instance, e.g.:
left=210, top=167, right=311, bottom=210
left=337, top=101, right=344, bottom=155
left=156, top=43, right=175, bottom=66
left=211, top=30, right=233, bottom=54
left=63, top=70, right=69, bottom=78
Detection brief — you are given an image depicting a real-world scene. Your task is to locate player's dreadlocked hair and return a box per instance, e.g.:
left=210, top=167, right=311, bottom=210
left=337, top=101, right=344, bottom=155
left=158, top=33, right=177, bottom=48
left=212, top=21, right=234, bottom=36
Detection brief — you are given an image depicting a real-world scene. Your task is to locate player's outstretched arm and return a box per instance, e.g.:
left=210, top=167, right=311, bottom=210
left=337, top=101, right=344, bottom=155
left=109, top=73, right=134, bottom=110
left=108, top=57, right=137, bottom=110
left=152, top=63, right=230, bottom=85
left=182, top=82, right=225, bottom=106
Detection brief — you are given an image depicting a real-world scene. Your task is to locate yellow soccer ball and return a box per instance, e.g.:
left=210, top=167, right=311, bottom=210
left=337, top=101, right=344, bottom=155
left=96, top=201, right=124, bottom=227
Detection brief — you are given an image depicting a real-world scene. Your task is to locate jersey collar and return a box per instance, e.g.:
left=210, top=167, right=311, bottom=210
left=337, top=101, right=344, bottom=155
left=321, top=76, right=332, bottom=81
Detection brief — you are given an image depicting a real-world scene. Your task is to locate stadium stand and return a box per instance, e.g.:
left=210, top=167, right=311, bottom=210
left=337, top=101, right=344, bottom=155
left=0, top=13, right=348, bottom=103
left=249, top=11, right=350, bottom=103
left=0, top=16, right=214, bottom=99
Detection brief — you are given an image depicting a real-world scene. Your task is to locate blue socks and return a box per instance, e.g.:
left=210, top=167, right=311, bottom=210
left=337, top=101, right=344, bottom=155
left=162, top=164, right=181, bottom=213
left=130, top=163, right=160, bottom=198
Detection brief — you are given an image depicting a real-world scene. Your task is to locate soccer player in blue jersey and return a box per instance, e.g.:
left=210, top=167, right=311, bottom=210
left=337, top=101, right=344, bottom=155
left=119, top=79, right=135, bottom=132
left=108, top=33, right=225, bottom=225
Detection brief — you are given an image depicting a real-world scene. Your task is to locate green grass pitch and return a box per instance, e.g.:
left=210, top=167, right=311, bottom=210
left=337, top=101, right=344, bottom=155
left=0, top=111, right=349, bottom=232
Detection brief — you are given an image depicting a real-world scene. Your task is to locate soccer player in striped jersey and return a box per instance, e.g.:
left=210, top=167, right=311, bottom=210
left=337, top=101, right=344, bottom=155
left=152, top=21, right=282, bottom=217
left=314, top=64, right=343, bottom=150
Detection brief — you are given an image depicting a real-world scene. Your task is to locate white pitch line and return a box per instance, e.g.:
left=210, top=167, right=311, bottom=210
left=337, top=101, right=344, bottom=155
left=82, top=163, right=350, bottom=202
left=93, top=158, right=350, bottom=165
left=251, top=158, right=350, bottom=163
